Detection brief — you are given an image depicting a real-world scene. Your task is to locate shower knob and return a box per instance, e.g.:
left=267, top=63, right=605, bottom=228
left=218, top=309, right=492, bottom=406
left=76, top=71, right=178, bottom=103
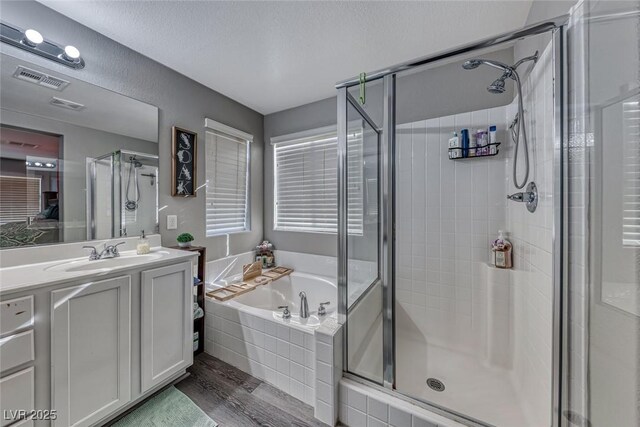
left=507, top=181, right=538, bottom=213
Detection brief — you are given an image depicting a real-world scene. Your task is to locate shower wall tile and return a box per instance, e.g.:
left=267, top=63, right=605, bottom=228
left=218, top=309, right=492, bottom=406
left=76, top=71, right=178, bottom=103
left=396, top=105, right=508, bottom=354
left=394, top=40, right=555, bottom=427
left=506, top=42, right=554, bottom=427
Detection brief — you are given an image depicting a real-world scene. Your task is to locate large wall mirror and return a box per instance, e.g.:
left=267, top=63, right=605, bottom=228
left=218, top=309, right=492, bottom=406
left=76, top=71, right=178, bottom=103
left=0, top=53, right=159, bottom=249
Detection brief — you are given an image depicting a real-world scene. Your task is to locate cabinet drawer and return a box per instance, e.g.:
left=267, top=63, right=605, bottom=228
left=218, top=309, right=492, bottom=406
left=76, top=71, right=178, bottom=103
left=0, top=330, right=34, bottom=373
left=0, top=296, right=34, bottom=336
left=0, top=367, right=34, bottom=427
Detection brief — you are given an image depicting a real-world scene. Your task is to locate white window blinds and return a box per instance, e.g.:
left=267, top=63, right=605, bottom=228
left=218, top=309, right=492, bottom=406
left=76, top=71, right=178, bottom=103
left=623, top=97, right=640, bottom=246
left=0, top=175, right=41, bottom=224
left=205, top=130, right=250, bottom=236
left=273, top=128, right=363, bottom=234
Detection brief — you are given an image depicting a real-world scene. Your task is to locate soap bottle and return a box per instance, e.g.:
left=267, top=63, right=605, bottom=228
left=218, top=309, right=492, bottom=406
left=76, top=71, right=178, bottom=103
left=137, top=230, right=150, bottom=255
left=491, top=230, right=512, bottom=268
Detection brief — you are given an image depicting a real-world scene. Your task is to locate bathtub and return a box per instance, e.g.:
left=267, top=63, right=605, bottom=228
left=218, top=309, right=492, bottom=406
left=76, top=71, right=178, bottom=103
left=225, top=272, right=336, bottom=327
left=204, top=270, right=338, bottom=406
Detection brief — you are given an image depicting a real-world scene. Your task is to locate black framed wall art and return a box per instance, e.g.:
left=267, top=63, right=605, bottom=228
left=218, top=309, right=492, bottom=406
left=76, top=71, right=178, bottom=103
left=172, top=126, right=197, bottom=196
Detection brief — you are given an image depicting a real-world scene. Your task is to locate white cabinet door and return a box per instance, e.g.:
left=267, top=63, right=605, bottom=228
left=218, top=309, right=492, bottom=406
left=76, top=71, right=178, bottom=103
left=141, top=261, right=192, bottom=393
left=51, top=276, right=131, bottom=427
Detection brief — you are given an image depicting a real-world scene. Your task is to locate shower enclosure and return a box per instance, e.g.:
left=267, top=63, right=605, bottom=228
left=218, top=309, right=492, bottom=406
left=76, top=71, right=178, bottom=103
left=338, top=3, right=640, bottom=425
left=337, top=17, right=566, bottom=427
left=87, top=149, right=158, bottom=240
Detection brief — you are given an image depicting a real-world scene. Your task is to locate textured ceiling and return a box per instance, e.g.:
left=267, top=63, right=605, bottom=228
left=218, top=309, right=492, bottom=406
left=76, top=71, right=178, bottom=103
left=38, top=1, right=533, bottom=115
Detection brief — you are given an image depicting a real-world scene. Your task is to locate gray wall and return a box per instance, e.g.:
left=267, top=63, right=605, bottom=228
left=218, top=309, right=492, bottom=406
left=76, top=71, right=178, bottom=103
left=263, top=49, right=514, bottom=257
left=0, top=0, right=264, bottom=261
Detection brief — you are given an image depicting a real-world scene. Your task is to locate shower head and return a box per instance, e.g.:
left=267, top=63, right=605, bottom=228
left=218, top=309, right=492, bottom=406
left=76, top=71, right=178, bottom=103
left=487, top=78, right=507, bottom=94
left=129, top=156, right=143, bottom=168
left=462, top=58, right=512, bottom=73
left=462, top=59, right=483, bottom=69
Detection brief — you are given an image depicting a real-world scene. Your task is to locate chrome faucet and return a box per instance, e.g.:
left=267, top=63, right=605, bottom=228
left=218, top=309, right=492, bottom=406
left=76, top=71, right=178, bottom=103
left=83, top=241, right=126, bottom=261
left=299, top=291, right=309, bottom=319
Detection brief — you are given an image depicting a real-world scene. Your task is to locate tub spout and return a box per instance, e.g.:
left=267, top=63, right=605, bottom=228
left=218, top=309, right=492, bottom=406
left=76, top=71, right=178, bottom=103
left=299, top=291, right=309, bottom=318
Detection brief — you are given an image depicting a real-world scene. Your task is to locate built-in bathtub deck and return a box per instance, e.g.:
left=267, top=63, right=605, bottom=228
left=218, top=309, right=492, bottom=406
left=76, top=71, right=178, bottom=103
left=177, top=353, right=325, bottom=427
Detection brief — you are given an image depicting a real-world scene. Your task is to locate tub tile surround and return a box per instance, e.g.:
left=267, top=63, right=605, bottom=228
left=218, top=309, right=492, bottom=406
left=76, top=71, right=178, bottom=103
left=314, top=318, right=343, bottom=426
left=204, top=300, right=318, bottom=406
left=339, top=379, right=466, bottom=427
left=204, top=249, right=343, bottom=419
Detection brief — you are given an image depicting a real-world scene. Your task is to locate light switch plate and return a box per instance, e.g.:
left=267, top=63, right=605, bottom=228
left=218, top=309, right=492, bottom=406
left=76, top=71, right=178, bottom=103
left=167, top=215, right=178, bottom=230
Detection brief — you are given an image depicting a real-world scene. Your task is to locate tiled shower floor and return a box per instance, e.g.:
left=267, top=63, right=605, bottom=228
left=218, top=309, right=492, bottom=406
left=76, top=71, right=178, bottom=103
left=396, top=330, right=531, bottom=427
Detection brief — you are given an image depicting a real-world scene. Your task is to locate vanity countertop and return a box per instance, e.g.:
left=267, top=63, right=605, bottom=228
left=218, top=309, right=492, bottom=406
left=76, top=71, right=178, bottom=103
left=0, top=247, right=198, bottom=296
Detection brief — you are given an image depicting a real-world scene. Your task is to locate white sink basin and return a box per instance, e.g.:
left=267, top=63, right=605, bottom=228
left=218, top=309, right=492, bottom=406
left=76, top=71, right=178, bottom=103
left=45, top=251, right=166, bottom=273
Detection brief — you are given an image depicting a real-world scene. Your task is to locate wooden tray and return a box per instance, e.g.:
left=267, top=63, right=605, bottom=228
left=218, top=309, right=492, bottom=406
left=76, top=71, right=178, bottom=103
left=206, top=287, right=240, bottom=301
left=263, top=267, right=294, bottom=282
left=242, top=261, right=263, bottom=282
left=207, top=282, right=257, bottom=301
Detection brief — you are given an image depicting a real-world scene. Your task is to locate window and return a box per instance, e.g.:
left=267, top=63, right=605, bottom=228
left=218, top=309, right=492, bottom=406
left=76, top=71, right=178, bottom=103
left=0, top=175, right=41, bottom=224
left=622, top=96, right=640, bottom=246
left=204, top=119, right=251, bottom=236
left=273, top=126, right=363, bottom=234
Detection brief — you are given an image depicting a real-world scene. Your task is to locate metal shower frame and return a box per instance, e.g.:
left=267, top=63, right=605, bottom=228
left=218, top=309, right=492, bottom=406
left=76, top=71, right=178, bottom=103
left=336, top=14, right=569, bottom=427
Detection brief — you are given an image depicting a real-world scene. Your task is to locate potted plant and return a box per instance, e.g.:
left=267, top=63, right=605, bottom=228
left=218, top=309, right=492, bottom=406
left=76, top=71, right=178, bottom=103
left=176, top=232, right=194, bottom=248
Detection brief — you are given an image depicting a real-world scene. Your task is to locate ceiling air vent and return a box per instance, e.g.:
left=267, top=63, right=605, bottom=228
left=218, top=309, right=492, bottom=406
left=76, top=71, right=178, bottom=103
left=50, top=97, right=85, bottom=111
left=12, top=66, right=70, bottom=91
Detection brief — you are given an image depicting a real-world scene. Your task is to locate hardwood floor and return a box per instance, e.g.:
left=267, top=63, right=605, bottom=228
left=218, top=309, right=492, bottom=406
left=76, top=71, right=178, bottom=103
left=176, top=352, right=328, bottom=427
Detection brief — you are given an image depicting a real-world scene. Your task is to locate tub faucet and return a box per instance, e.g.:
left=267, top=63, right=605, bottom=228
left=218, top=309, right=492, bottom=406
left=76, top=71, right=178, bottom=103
left=299, top=291, right=309, bottom=318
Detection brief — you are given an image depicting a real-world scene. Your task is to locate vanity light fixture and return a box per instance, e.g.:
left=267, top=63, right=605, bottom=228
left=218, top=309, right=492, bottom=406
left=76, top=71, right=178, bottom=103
left=0, top=22, right=85, bottom=69
left=62, top=45, right=80, bottom=62
left=23, top=29, right=43, bottom=46
left=26, top=160, right=56, bottom=169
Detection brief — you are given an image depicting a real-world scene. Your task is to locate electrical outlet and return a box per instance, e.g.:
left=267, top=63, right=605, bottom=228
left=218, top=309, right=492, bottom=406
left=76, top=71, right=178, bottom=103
left=167, top=215, right=178, bottom=230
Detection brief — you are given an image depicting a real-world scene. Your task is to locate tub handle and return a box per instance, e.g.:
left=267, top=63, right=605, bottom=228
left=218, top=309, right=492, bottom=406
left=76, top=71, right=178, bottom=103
left=278, top=305, right=291, bottom=319
left=318, top=301, right=330, bottom=316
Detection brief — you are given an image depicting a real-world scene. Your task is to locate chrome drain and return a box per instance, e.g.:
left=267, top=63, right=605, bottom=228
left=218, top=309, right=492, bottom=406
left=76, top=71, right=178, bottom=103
left=426, top=378, right=445, bottom=392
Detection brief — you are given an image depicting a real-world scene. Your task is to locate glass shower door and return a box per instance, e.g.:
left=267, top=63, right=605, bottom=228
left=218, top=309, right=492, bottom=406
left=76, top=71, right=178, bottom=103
left=338, top=88, right=385, bottom=384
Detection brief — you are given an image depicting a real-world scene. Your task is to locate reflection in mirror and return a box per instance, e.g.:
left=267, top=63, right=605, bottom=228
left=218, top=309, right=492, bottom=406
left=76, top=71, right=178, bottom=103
left=0, top=53, right=159, bottom=248
left=598, top=89, right=640, bottom=316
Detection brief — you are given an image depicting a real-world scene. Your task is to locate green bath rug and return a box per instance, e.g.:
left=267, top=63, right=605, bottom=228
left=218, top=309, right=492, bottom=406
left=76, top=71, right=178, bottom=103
left=112, top=386, right=217, bottom=427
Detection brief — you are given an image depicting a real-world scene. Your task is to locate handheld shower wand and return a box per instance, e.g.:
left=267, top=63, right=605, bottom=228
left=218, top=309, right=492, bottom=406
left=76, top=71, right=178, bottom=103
left=462, top=52, right=538, bottom=189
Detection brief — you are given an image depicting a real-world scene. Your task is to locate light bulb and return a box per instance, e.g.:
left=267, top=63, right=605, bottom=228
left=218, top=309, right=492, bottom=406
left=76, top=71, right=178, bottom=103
left=24, top=29, right=43, bottom=46
left=34, top=162, right=43, bottom=167
left=63, top=45, right=80, bottom=61
left=45, top=163, right=55, bottom=168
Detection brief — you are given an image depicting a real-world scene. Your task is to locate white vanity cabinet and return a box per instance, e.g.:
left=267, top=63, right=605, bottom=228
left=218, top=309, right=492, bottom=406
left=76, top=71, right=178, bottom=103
left=50, top=276, right=132, bottom=427
left=140, top=261, right=192, bottom=392
left=0, top=249, right=197, bottom=427
left=46, top=259, right=194, bottom=427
